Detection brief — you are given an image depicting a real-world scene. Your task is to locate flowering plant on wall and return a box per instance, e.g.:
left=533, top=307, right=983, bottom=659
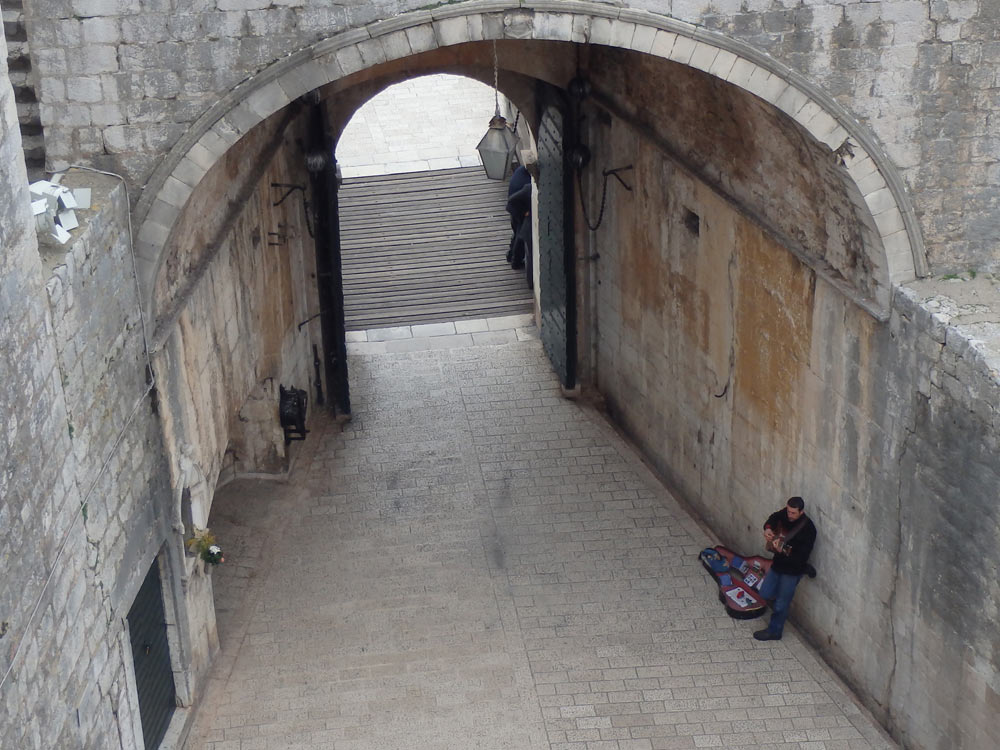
left=186, top=528, right=225, bottom=565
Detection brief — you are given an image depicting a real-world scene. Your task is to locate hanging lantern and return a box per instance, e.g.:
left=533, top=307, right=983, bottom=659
left=477, top=114, right=518, bottom=180
left=476, top=41, right=518, bottom=180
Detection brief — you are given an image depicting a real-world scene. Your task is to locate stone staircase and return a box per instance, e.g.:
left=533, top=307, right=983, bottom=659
left=339, top=166, right=534, bottom=330
left=3, top=0, right=45, bottom=180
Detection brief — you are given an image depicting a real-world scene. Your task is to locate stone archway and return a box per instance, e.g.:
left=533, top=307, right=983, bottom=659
left=134, top=1, right=925, bottom=323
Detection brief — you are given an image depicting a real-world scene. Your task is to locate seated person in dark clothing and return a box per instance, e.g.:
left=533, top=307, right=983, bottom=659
left=505, top=165, right=532, bottom=269
left=753, top=496, right=817, bottom=641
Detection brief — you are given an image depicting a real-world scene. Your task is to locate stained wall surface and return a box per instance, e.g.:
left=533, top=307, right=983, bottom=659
left=583, top=97, right=1000, bottom=750
left=154, top=107, right=322, bottom=527
left=585, top=45, right=886, bottom=312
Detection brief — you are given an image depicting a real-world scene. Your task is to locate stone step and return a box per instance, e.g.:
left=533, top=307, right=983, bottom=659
left=4, top=1, right=44, bottom=177
left=17, top=132, right=42, bottom=160
left=7, top=67, right=30, bottom=90
left=22, top=142, right=44, bottom=162
left=7, top=48, right=30, bottom=69
left=21, top=131, right=44, bottom=148
left=5, top=40, right=27, bottom=58
left=16, top=99, right=39, bottom=123
left=19, top=119, right=43, bottom=137
left=7, top=69, right=30, bottom=90
left=12, top=82, right=36, bottom=103
left=23, top=140, right=44, bottom=158
left=3, top=20, right=27, bottom=42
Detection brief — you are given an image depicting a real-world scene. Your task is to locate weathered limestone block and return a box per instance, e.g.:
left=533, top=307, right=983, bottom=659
left=230, top=379, right=289, bottom=475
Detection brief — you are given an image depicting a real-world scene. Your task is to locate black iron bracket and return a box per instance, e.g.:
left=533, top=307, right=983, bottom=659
left=270, top=183, right=305, bottom=207
left=297, top=309, right=328, bottom=331
left=604, top=165, right=634, bottom=191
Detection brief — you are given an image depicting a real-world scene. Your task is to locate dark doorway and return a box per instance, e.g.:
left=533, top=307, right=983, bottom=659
left=127, top=560, right=177, bottom=750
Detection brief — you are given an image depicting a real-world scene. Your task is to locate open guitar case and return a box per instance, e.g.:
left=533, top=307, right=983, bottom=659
left=699, top=545, right=773, bottom=619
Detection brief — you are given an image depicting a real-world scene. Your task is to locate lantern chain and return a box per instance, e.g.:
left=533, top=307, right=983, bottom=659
left=493, top=39, right=500, bottom=116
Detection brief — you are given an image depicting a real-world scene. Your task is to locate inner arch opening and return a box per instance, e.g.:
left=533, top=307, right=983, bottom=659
left=332, top=72, right=538, bottom=331
left=336, top=73, right=499, bottom=177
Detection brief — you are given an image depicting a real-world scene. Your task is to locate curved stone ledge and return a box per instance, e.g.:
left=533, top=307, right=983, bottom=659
left=897, top=279, right=1000, bottom=389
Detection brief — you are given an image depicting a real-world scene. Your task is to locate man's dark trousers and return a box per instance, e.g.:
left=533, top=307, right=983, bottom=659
left=758, top=570, right=802, bottom=636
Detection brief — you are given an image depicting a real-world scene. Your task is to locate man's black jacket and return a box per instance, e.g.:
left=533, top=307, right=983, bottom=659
left=764, top=509, right=816, bottom=576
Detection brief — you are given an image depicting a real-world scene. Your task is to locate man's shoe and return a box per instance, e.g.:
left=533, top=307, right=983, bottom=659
left=753, top=629, right=781, bottom=641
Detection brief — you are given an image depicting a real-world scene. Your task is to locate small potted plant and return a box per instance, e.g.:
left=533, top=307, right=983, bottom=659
left=186, top=527, right=225, bottom=566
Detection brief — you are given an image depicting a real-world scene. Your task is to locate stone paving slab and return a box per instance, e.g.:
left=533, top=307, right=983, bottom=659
left=185, top=335, right=897, bottom=750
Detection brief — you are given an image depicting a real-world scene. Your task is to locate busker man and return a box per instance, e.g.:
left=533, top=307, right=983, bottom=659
left=753, top=496, right=816, bottom=641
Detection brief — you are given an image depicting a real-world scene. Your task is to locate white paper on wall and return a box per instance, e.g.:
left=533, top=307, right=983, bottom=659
left=57, top=210, right=79, bottom=231
left=52, top=224, right=72, bottom=244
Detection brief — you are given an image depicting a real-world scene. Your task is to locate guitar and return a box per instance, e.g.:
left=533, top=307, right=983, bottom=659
left=765, top=534, right=790, bottom=555
left=765, top=517, right=806, bottom=556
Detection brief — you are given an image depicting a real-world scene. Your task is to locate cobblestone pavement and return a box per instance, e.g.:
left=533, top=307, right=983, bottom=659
left=185, top=326, right=897, bottom=750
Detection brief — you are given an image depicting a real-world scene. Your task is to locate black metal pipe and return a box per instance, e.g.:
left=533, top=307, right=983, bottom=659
left=312, top=344, right=325, bottom=406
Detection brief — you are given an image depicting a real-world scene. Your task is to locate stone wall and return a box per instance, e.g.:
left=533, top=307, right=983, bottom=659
left=686, top=0, right=1000, bottom=274
left=0, top=97, right=323, bottom=750
left=39, top=170, right=173, bottom=615
left=154, top=106, right=322, bottom=531
left=584, top=43, right=886, bottom=313
left=882, top=279, right=1000, bottom=750
left=19, top=0, right=1000, bottom=273
left=583, top=100, right=1000, bottom=750
left=1, top=89, right=323, bottom=749
left=37, top=171, right=179, bottom=744
left=1, top=36, right=177, bottom=745
left=0, top=30, right=89, bottom=748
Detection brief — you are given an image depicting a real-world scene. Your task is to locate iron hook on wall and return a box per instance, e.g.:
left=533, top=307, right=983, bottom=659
left=297, top=309, right=329, bottom=331
left=578, top=164, right=634, bottom=232
left=604, top=165, right=633, bottom=192
left=270, top=182, right=305, bottom=206
left=270, top=183, right=315, bottom=238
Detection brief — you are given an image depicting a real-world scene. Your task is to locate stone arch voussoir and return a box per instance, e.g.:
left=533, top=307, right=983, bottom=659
left=135, top=0, right=926, bottom=324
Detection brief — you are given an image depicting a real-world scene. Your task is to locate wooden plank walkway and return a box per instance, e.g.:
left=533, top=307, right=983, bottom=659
left=339, top=167, right=533, bottom=331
